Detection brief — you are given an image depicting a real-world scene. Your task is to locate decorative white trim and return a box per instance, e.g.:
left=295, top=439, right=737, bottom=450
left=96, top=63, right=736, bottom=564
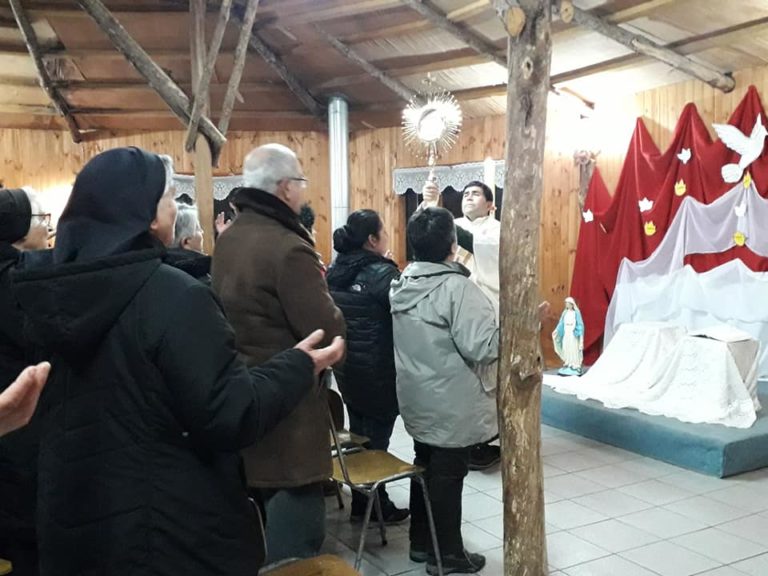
left=172, top=174, right=243, bottom=201
left=392, top=160, right=505, bottom=195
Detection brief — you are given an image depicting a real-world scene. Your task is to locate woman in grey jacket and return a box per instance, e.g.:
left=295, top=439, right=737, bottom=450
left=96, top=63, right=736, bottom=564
left=390, top=207, right=499, bottom=575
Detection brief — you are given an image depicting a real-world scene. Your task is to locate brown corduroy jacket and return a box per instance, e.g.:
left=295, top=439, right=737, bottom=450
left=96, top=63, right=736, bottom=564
left=212, top=188, right=346, bottom=488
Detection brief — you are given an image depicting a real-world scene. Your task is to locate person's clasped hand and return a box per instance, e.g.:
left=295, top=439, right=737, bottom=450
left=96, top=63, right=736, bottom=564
left=0, top=361, right=51, bottom=437
left=294, top=330, right=345, bottom=375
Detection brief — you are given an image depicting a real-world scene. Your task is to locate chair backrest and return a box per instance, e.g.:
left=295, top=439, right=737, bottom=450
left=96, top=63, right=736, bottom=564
left=328, top=387, right=345, bottom=431
left=328, top=406, right=355, bottom=485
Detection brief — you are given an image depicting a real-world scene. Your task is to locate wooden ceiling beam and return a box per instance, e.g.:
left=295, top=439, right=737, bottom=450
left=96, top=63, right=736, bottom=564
left=314, top=51, right=491, bottom=91
left=74, top=0, right=226, bottom=152
left=400, top=0, right=506, bottom=67
left=185, top=0, right=234, bottom=151
left=341, top=0, right=490, bottom=44
left=274, top=0, right=401, bottom=25
left=552, top=15, right=768, bottom=85
left=230, top=8, right=324, bottom=119
left=68, top=108, right=314, bottom=119
left=39, top=48, right=238, bottom=59
left=0, top=103, right=57, bottom=115
left=606, top=0, right=678, bottom=24
left=218, top=0, right=261, bottom=136
left=8, top=0, right=82, bottom=142
left=313, top=25, right=417, bottom=102
left=27, top=5, right=212, bottom=16
left=571, top=5, right=735, bottom=92
left=47, top=80, right=286, bottom=92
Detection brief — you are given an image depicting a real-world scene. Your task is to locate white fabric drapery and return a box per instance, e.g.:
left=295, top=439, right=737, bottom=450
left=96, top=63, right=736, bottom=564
left=606, top=178, right=768, bottom=377
left=545, top=322, right=761, bottom=428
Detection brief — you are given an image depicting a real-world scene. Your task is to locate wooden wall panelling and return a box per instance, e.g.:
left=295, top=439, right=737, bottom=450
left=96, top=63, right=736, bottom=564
left=2, top=64, right=766, bottom=329
left=0, top=129, right=332, bottom=260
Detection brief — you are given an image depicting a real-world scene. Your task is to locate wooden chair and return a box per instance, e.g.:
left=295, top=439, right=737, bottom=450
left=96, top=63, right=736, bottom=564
left=260, top=554, right=360, bottom=576
left=330, top=415, right=443, bottom=575
left=327, top=389, right=368, bottom=510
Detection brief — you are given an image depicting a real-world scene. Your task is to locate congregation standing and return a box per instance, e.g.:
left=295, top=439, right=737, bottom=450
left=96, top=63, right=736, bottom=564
left=0, top=142, right=541, bottom=576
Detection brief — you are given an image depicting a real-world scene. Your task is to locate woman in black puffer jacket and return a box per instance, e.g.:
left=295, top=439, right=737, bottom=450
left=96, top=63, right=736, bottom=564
left=327, top=209, right=409, bottom=523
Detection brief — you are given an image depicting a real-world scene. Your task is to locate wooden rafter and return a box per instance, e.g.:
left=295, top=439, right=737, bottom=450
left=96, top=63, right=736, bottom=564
left=553, top=15, right=768, bottom=85
left=313, top=25, right=417, bottom=102
left=571, top=5, right=735, bottom=92
left=218, top=0, right=261, bottom=136
left=401, top=0, right=505, bottom=67
left=36, top=47, right=238, bottom=60
left=607, top=0, right=678, bottom=24
left=273, top=0, right=401, bottom=25
left=8, top=0, right=81, bottom=143
left=342, top=0, right=490, bottom=44
left=184, top=0, right=234, bottom=152
left=230, top=9, right=325, bottom=119
left=75, top=0, right=226, bottom=153
left=314, top=51, right=491, bottom=91
left=47, top=80, right=286, bottom=93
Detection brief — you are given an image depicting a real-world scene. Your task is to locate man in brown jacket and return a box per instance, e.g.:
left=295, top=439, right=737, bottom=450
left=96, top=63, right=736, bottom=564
left=212, top=143, right=346, bottom=564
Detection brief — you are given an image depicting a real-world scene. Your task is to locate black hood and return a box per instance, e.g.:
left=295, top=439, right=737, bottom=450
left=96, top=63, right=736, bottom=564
left=54, top=147, right=169, bottom=264
left=326, top=250, right=396, bottom=290
left=0, top=188, right=31, bottom=243
left=13, top=248, right=163, bottom=364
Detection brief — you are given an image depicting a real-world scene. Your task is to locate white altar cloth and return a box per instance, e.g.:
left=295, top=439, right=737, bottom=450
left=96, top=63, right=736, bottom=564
left=544, top=322, right=761, bottom=428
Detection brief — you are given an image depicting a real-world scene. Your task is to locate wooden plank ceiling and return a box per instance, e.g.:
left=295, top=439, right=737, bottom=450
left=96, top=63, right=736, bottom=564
left=0, top=0, right=766, bottom=133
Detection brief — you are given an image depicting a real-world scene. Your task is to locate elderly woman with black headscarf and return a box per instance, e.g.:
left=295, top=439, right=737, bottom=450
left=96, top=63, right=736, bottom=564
left=0, top=187, right=50, bottom=574
left=11, top=147, right=344, bottom=576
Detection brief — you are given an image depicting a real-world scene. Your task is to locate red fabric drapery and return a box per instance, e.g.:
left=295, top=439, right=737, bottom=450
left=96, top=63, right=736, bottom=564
left=570, top=86, right=768, bottom=365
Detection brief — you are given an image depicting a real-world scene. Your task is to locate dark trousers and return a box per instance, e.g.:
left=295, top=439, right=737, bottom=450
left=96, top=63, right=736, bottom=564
left=409, top=440, right=471, bottom=556
left=347, top=408, right=398, bottom=512
left=257, top=483, right=326, bottom=565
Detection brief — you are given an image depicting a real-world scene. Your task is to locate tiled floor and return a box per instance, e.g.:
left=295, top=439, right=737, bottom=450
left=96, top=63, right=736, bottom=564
left=321, top=418, right=768, bottom=575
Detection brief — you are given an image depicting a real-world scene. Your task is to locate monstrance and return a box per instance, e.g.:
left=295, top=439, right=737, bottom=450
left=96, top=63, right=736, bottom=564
left=402, top=85, right=463, bottom=192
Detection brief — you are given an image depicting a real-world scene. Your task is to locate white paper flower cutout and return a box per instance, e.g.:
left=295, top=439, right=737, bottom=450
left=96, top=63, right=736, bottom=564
left=638, top=197, right=654, bottom=213
left=677, top=148, right=692, bottom=164
left=582, top=209, right=594, bottom=223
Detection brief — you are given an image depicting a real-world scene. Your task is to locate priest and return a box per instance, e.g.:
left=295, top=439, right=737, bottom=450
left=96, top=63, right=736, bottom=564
left=421, top=179, right=502, bottom=470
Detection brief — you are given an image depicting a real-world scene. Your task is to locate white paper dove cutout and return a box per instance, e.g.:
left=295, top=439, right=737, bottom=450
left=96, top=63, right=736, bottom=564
left=582, top=209, right=594, bottom=223
left=713, top=114, right=767, bottom=183
left=734, top=202, right=747, bottom=217
left=677, top=148, right=692, bottom=164
left=638, top=197, right=654, bottom=213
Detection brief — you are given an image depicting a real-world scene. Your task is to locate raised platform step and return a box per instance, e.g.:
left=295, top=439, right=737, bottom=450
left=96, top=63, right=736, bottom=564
left=542, top=378, right=768, bottom=478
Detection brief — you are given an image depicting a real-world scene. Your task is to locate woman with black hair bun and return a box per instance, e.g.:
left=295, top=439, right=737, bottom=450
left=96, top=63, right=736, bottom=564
left=326, top=209, right=409, bottom=524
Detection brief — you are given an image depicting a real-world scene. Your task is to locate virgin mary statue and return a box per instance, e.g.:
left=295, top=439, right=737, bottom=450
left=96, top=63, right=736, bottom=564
left=553, top=297, right=585, bottom=376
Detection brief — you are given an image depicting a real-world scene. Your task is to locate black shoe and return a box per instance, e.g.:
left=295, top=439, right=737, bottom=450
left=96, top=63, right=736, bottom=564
left=350, top=501, right=410, bottom=525
left=468, top=443, right=501, bottom=471
left=409, top=545, right=429, bottom=563
left=427, top=550, right=486, bottom=575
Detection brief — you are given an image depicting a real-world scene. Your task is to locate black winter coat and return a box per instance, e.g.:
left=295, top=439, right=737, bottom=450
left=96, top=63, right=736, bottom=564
left=327, top=250, right=400, bottom=417
left=12, top=247, right=315, bottom=576
left=0, top=244, right=39, bottom=550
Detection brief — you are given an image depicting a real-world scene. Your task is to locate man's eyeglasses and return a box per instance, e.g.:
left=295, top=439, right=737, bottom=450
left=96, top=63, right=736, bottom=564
left=32, top=213, right=52, bottom=227
left=286, top=177, right=308, bottom=189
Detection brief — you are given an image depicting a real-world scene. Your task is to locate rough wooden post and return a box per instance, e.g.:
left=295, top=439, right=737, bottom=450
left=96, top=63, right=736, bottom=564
left=496, top=1, right=552, bottom=574
left=190, top=0, right=215, bottom=255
